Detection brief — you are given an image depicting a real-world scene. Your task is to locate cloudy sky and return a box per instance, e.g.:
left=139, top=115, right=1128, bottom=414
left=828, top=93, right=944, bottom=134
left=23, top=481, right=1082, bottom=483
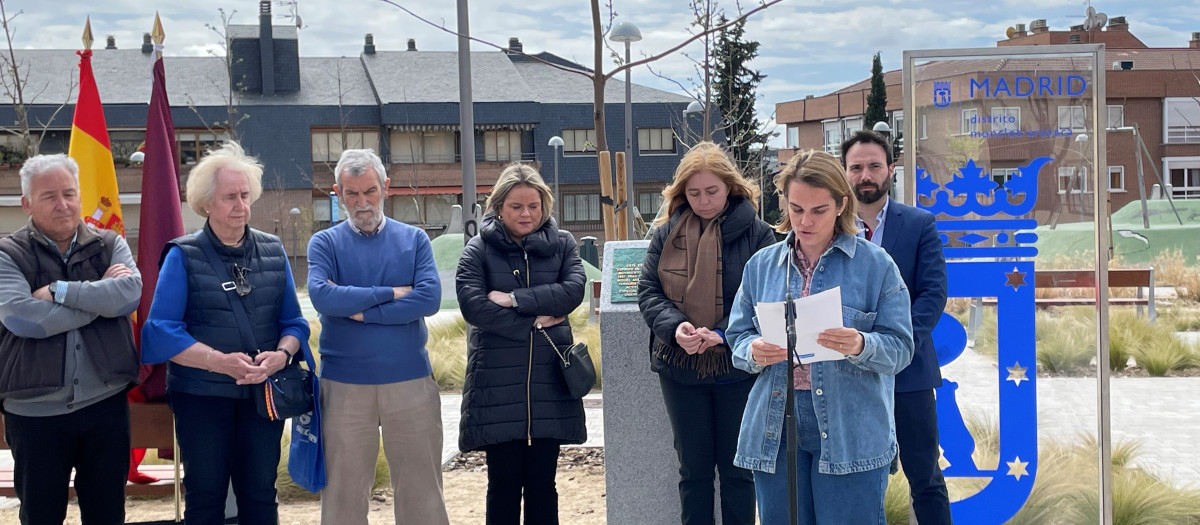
left=5, top=0, right=1199, bottom=146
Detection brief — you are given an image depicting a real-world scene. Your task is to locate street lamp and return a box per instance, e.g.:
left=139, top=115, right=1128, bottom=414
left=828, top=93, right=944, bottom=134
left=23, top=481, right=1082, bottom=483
left=288, top=207, right=301, bottom=269
left=683, top=100, right=703, bottom=144
left=610, top=21, right=641, bottom=239
left=548, top=135, right=564, bottom=222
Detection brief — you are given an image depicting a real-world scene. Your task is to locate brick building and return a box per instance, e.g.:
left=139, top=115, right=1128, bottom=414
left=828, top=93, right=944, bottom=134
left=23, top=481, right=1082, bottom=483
left=776, top=16, right=1200, bottom=224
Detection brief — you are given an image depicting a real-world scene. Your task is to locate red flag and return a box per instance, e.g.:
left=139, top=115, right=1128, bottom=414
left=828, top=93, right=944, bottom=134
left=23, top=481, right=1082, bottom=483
left=135, top=52, right=184, bottom=400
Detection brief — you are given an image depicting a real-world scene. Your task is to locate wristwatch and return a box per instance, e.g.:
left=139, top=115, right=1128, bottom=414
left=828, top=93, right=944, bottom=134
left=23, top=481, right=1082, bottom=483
left=508, top=292, right=519, bottom=308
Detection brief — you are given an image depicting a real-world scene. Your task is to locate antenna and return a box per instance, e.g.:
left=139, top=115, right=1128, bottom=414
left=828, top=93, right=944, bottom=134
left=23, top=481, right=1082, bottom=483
left=275, top=0, right=303, bottom=29
left=1006, top=26, right=1016, bottom=39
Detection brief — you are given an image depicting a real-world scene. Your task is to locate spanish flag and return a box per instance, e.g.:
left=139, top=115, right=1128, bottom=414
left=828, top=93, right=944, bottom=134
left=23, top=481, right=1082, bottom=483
left=70, top=35, right=124, bottom=236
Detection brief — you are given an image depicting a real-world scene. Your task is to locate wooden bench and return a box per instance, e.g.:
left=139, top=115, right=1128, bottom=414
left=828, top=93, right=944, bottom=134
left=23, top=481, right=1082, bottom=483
left=0, top=402, right=183, bottom=520
left=967, top=268, right=1155, bottom=344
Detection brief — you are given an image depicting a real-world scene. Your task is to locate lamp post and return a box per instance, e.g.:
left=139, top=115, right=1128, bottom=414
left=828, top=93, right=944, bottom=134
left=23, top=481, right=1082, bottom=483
left=289, top=207, right=301, bottom=269
left=683, top=100, right=703, bottom=145
left=610, top=21, right=641, bottom=239
left=548, top=136, right=564, bottom=222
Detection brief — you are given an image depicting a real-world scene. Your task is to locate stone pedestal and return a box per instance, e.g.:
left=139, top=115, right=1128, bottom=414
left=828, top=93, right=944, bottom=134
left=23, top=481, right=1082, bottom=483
left=600, top=240, right=684, bottom=525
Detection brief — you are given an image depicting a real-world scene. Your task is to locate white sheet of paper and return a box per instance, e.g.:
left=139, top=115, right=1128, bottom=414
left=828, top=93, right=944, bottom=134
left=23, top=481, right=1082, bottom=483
left=753, top=286, right=846, bottom=364
left=792, top=287, right=846, bottom=364
left=754, top=301, right=788, bottom=348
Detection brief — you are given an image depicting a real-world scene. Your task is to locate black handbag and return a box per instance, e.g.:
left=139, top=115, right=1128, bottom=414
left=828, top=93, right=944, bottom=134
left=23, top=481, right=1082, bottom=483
left=537, top=324, right=595, bottom=399
left=196, top=231, right=314, bottom=421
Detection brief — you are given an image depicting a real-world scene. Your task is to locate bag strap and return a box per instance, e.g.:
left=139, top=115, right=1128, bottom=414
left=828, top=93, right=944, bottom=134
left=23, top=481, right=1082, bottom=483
left=196, top=232, right=259, bottom=354
left=536, top=324, right=570, bottom=367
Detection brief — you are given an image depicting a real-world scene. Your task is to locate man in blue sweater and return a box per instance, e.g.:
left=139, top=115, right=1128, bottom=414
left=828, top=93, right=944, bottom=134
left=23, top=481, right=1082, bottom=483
left=307, top=149, right=449, bottom=525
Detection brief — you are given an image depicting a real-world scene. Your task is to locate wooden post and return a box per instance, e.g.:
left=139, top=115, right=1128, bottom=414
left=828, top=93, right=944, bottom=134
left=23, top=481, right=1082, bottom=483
left=615, top=152, right=629, bottom=240
left=597, top=151, right=616, bottom=241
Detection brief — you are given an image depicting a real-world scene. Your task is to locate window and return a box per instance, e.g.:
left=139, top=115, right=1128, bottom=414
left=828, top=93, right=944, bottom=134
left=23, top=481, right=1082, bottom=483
left=638, top=128, right=676, bottom=155
left=311, top=129, right=379, bottom=163
left=179, top=131, right=232, bottom=165
left=1057, top=166, right=1089, bottom=194
left=1165, top=98, right=1200, bottom=144
left=484, top=130, right=522, bottom=162
left=786, top=126, right=799, bottom=148
left=842, top=117, right=863, bottom=139
left=637, top=192, right=663, bottom=222
left=920, top=114, right=927, bottom=140
left=390, top=131, right=456, bottom=164
left=1109, top=166, right=1125, bottom=192
left=562, top=194, right=601, bottom=222
left=991, top=107, right=1020, bottom=132
left=822, top=120, right=841, bottom=155
left=1167, top=159, right=1200, bottom=198
left=1107, top=105, right=1124, bottom=129
left=1058, top=106, right=1086, bottom=131
left=891, top=111, right=904, bottom=137
left=961, top=108, right=978, bottom=134
left=563, top=129, right=597, bottom=155
left=992, top=168, right=1019, bottom=192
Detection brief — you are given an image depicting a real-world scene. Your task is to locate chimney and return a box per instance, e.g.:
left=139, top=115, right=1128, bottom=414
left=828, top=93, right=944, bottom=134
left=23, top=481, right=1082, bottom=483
left=363, top=34, right=376, bottom=54
left=406, top=38, right=417, bottom=51
left=1191, top=32, right=1200, bottom=49
left=1013, top=23, right=1027, bottom=38
left=1030, top=19, right=1049, bottom=34
left=259, top=0, right=276, bottom=96
left=105, top=35, right=116, bottom=49
left=1069, top=24, right=1085, bottom=32
left=1108, top=16, right=1128, bottom=31
left=508, top=37, right=523, bottom=54
left=1068, top=34, right=1082, bottom=44
left=141, top=33, right=153, bottom=54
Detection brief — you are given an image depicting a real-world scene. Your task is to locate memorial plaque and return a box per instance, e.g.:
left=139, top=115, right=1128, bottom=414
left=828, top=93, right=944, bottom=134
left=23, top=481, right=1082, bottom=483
left=607, top=246, right=647, bottom=303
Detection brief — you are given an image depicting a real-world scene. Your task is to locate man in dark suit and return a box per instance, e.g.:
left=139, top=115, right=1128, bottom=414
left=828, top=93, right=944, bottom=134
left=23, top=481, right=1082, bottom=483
left=841, top=130, right=951, bottom=523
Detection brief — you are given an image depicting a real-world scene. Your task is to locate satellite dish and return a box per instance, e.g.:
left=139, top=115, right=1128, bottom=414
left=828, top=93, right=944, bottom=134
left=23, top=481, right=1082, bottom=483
left=1006, top=26, right=1016, bottom=38
left=1083, top=5, right=1108, bottom=31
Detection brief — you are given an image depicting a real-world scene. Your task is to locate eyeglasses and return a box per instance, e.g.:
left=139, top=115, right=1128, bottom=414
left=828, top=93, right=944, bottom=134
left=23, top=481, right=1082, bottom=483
left=231, top=263, right=253, bottom=296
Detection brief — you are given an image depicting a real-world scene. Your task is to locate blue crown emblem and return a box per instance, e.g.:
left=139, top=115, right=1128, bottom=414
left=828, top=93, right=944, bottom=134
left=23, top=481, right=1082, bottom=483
left=916, top=156, right=1052, bottom=259
left=934, top=81, right=952, bottom=108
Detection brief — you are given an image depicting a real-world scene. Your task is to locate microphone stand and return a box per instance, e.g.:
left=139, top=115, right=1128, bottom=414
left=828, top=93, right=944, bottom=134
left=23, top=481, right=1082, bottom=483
left=784, top=290, right=799, bottom=524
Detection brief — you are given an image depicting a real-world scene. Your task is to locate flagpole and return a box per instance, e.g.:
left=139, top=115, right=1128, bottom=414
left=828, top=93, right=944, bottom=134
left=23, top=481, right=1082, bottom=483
left=82, top=17, right=93, bottom=50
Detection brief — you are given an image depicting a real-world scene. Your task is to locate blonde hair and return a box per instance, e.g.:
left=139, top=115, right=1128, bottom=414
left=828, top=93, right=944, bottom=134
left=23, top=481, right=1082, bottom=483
left=185, top=141, right=264, bottom=217
left=773, top=149, right=858, bottom=236
left=653, top=141, right=760, bottom=227
left=484, top=163, right=554, bottom=227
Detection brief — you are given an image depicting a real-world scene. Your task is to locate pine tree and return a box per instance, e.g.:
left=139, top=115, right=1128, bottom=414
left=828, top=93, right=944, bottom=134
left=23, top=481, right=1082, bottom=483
left=865, top=52, right=887, bottom=129
left=712, top=15, right=769, bottom=171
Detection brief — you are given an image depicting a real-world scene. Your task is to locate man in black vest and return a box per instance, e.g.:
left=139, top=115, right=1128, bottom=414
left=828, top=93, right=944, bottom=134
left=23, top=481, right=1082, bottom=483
left=0, top=154, right=142, bottom=525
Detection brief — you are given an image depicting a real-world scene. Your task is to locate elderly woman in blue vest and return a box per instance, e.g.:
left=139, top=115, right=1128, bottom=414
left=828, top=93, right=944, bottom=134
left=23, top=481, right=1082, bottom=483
left=637, top=141, right=775, bottom=525
left=141, top=142, right=310, bottom=524
left=457, top=163, right=586, bottom=525
left=726, top=150, right=913, bottom=524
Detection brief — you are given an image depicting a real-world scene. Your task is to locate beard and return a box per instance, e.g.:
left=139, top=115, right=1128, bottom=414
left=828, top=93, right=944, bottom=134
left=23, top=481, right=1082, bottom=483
left=855, top=179, right=891, bottom=205
left=350, top=204, right=383, bottom=231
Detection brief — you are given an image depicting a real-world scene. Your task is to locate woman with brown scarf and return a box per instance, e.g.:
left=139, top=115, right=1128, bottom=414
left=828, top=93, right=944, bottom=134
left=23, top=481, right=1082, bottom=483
left=638, top=141, right=777, bottom=525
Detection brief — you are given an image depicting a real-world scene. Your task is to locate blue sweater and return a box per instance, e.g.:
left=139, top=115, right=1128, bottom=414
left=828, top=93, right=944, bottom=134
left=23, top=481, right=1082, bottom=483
left=307, top=219, right=441, bottom=384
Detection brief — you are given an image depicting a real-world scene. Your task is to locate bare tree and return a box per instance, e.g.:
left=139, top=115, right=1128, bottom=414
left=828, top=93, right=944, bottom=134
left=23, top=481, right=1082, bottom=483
left=0, top=0, right=77, bottom=161
left=183, top=7, right=250, bottom=141
left=376, top=0, right=779, bottom=154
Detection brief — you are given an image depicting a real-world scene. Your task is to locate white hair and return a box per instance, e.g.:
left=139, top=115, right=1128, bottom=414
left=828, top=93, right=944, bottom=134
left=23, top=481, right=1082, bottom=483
left=19, top=154, right=79, bottom=196
left=334, top=148, right=387, bottom=188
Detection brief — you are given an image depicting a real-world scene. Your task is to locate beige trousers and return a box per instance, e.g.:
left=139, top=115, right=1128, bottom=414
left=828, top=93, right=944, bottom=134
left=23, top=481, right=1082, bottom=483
left=319, top=376, right=449, bottom=525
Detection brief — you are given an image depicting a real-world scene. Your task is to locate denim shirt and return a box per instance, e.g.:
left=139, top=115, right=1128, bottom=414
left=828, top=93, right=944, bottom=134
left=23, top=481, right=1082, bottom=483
left=728, top=232, right=914, bottom=475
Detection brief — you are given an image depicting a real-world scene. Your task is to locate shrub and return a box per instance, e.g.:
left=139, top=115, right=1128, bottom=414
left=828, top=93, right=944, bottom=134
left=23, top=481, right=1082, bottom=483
left=1133, top=336, right=1193, bottom=376
left=427, top=315, right=468, bottom=391
left=1035, top=308, right=1095, bottom=373
left=1152, top=248, right=1200, bottom=303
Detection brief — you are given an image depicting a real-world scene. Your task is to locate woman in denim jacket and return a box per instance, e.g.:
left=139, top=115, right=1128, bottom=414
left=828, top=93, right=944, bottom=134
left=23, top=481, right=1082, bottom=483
left=726, top=150, right=914, bottom=524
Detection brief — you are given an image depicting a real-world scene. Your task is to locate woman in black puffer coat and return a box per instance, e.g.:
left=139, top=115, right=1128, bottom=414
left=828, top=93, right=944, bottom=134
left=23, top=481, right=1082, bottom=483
left=638, top=141, right=777, bottom=525
left=457, top=162, right=586, bottom=525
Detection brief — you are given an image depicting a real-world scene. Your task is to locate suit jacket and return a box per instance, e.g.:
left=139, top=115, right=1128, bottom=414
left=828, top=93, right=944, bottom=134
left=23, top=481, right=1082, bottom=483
left=879, top=199, right=948, bottom=392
